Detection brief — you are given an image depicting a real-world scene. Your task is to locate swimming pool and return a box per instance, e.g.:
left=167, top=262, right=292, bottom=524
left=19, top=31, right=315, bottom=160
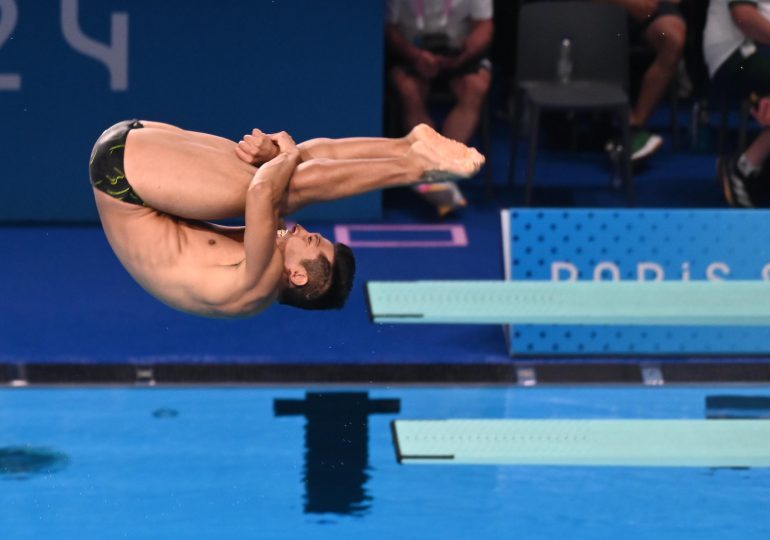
left=1, top=386, right=768, bottom=539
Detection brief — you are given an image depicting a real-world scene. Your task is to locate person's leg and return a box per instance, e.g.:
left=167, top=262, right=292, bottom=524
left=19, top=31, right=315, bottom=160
left=284, top=137, right=484, bottom=215
left=141, top=120, right=239, bottom=153
left=124, top=124, right=482, bottom=220
left=620, top=4, right=686, bottom=161
left=295, top=121, right=485, bottom=217
left=443, top=68, right=492, bottom=144
left=154, top=118, right=414, bottom=163
left=717, top=49, right=770, bottom=207
left=389, top=65, right=434, bottom=132
left=297, top=123, right=482, bottom=162
left=723, top=125, right=770, bottom=208
left=297, top=135, right=412, bottom=161
left=743, top=130, right=770, bottom=169
left=635, top=12, right=686, bottom=127
left=124, top=125, right=256, bottom=220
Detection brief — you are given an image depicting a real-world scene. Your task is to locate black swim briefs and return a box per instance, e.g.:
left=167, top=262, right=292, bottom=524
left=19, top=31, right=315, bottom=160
left=89, top=119, right=145, bottom=206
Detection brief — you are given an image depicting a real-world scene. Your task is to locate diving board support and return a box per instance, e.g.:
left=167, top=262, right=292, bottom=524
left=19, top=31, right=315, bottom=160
left=366, top=281, right=770, bottom=326
left=7, top=363, right=28, bottom=388
left=392, top=419, right=770, bottom=467
left=516, top=365, right=537, bottom=387
left=134, top=365, right=156, bottom=386
left=640, top=363, right=664, bottom=386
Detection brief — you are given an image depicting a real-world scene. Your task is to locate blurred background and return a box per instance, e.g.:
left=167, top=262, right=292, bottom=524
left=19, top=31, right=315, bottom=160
left=1, top=0, right=767, bottom=377
left=0, top=0, right=742, bottom=224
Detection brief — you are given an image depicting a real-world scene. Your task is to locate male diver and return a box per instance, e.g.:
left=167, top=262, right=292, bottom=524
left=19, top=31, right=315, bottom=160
left=90, top=120, right=483, bottom=317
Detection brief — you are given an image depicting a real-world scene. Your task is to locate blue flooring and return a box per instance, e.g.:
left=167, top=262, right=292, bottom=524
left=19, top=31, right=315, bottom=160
left=0, top=108, right=752, bottom=365
left=1, top=386, right=768, bottom=539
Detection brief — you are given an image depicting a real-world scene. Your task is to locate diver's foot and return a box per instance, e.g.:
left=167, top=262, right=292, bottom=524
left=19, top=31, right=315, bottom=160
left=408, top=124, right=485, bottom=172
left=409, top=140, right=483, bottom=183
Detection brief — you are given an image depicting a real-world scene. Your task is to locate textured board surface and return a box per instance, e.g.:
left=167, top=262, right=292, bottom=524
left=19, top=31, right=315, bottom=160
left=393, top=419, right=770, bottom=467
left=367, top=280, right=770, bottom=326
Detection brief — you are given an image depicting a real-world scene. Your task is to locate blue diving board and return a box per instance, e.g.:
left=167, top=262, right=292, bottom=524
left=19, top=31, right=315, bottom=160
left=392, top=419, right=770, bottom=467
left=366, top=280, right=770, bottom=326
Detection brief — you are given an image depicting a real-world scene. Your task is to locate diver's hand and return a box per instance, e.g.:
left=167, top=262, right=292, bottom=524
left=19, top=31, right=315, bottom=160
left=235, top=128, right=280, bottom=165
left=269, top=131, right=300, bottom=158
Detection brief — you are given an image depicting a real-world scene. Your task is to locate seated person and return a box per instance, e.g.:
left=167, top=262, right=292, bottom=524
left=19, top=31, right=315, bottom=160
left=386, top=0, right=493, bottom=216
left=705, top=0, right=770, bottom=207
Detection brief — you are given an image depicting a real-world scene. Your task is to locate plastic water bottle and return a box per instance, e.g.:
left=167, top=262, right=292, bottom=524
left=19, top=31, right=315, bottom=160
left=557, top=38, right=573, bottom=84
left=608, top=142, right=624, bottom=189
left=690, top=100, right=712, bottom=153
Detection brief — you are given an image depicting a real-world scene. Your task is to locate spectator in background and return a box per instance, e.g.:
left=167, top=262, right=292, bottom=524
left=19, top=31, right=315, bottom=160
left=386, top=0, right=493, bottom=217
left=599, top=0, right=687, bottom=162
left=705, top=0, right=770, bottom=207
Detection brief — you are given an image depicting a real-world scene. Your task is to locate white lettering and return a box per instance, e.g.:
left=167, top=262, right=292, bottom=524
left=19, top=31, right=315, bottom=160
left=551, top=261, right=578, bottom=281
left=637, top=262, right=664, bottom=281
left=61, top=0, right=128, bottom=91
left=0, top=0, right=21, bottom=90
left=706, top=262, right=730, bottom=281
left=593, top=262, right=620, bottom=281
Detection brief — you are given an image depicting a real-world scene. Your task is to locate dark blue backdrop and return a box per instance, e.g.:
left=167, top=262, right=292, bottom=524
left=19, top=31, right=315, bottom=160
left=0, top=0, right=383, bottom=221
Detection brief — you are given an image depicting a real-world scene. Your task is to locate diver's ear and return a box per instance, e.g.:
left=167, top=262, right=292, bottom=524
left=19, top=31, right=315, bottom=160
left=288, top=266, right=308, bottom=287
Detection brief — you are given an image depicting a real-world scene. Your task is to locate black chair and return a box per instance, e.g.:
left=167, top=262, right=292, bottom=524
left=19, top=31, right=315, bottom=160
left=688, top=92, right=750, bottom=157
left=508, top=1, right=633, bottom=205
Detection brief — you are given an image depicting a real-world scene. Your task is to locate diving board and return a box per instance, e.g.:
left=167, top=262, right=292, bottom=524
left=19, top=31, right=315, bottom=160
left=367, top=280, right=770, bottom=326
left=392, top=419, right=770, bottom=467
left=501, top=208, right=770, bottom=355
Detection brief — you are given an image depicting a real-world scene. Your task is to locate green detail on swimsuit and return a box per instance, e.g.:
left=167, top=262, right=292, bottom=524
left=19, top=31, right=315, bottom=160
left=106, top=172, right=126, bottom=185
left=108, top=144, right=125, bottom=154
left=93, top=178, right=104, bottom=186
left=107, top=187, right=131, bottom=196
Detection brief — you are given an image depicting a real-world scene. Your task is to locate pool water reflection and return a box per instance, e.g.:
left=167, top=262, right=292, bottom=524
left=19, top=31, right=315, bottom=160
left=0, top=386, right=768, bottom=539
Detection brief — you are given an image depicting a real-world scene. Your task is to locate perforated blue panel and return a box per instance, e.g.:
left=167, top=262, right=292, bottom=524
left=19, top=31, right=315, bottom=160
left=503, top=209, right=770, bottom=355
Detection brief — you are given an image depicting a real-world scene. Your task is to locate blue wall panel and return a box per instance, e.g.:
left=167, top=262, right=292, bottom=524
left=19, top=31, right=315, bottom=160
left=0, top=0, right=383, bottom=221
left=503, top=209, right=770, bottom=355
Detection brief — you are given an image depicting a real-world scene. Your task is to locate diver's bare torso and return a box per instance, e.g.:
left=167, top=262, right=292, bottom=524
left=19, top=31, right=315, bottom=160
left=93, top=123, right=277, bottom=318
left=94, top=190, right=274, bottom=317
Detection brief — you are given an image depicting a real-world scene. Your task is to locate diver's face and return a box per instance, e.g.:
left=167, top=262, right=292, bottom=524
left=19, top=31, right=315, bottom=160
left=277, top=224, right=335, bottom=284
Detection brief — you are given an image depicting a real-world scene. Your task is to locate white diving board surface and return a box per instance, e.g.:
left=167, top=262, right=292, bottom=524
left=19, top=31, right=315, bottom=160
left=366, top=280, right=770, bottom=326
left=392, top=419, right=770, bottom=467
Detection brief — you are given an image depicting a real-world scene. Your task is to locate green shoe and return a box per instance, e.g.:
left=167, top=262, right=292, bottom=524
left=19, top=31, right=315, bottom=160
left=630, top=129, right=663, bottom=162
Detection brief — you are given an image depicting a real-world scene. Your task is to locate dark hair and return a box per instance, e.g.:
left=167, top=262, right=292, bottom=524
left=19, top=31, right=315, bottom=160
left=278, top=243, right=355, bottom=310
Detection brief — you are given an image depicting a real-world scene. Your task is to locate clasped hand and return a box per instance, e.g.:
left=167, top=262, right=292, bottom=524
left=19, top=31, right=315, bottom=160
left=414, top=49, right=464, bottom=79
left=236, top=128, right=299, bottom=165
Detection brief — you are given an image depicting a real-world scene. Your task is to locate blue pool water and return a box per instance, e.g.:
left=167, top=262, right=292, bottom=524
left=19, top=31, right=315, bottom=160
left=1, top=386, right=768, bottom=539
